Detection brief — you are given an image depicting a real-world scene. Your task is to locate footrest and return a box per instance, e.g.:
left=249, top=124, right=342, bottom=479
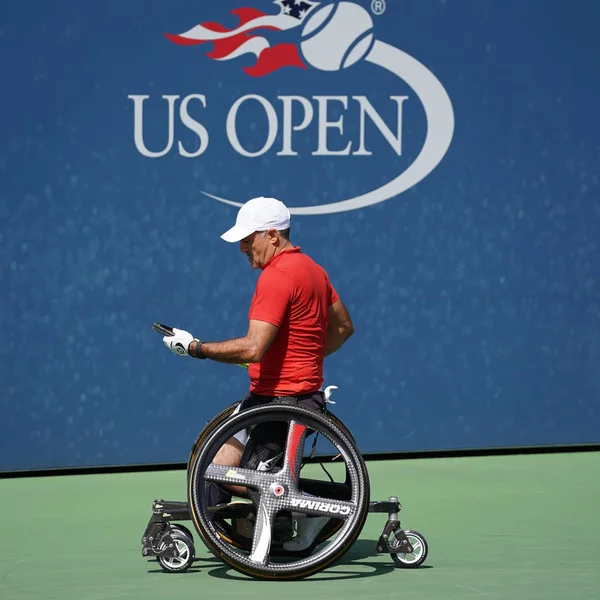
left=209, top=500, right=256, bottom=519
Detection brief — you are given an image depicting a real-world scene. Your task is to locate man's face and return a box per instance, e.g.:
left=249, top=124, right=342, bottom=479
left=239, top=231, right=274, bottom=269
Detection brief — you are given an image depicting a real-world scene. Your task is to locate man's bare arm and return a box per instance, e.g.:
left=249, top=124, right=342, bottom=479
left=189, top=319, right=279, bottom=363
left=325, top=298, right=355, bottom=357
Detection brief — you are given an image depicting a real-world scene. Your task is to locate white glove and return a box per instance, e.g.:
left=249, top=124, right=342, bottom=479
left=163, top=328, right=195, bottom=357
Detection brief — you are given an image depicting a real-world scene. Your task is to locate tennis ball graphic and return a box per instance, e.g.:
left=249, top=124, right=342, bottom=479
left=300, top=2, right=375, bottom=71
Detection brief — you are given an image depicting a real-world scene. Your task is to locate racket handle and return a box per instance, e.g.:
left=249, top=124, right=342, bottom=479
left=152, top=322, right=174, bottom=336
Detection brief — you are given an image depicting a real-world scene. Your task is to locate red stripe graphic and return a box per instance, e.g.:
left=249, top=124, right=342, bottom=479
left=206, top=32, right=255, bottom=59
left=286, top=423, right=307, bottom=481
left=163, top=6, right=309, bottom=77
left=164, top=8, right=272, bottom=47
left=244, top=43, right=307, bottom=77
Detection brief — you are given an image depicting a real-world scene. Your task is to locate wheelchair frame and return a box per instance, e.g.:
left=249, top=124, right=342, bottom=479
left=140, top=398, right=428, bottom=578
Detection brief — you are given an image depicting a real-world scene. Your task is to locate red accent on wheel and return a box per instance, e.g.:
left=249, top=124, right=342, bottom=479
left=286, top=423, right=306, bottom=480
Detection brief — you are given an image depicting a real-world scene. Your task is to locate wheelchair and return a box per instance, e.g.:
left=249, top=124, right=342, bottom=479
left=140, top=384, right=429, bottom=580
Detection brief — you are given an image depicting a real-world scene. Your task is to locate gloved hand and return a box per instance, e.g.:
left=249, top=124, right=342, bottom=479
left=163, top=327, right=195, bottom=357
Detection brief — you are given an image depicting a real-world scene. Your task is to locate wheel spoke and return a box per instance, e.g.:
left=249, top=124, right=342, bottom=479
left=204, top=463, right=272, bottom=489
left=249, top=496, right=276, bottom=564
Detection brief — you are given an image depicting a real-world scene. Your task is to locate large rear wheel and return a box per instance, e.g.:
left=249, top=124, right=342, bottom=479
left=187, top=403, right=370, bottom=580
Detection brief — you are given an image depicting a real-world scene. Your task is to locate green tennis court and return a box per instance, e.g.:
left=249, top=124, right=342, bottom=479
left=2, top=451, right=599, bottom=599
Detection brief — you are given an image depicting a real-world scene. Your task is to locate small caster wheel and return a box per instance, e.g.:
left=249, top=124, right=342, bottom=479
left=170, top=524, right=195, bottom=542
left=157, top=528, right=195, bottom=573
left=390, top=529, right=428, bottom=568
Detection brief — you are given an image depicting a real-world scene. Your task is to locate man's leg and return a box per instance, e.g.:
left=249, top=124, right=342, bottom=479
left=206, top=391, right=330, bottom=547
left=205, top=398, right=251, bottom=504
left=213, top=437, right=245, bottom=466
left=211, top=436, right=247, bottom=498
left=205, top=392, right=288, bottom=500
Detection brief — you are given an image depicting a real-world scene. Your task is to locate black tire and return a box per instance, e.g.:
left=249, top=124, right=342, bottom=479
left=187, top=403, right=370, bottom=580
left=390, top=529, right=428, bottom=568
left=156, top=528, right=195, bottom=573
left=187, top=401, right=242, bottom=463
left=170, top=523, right=195, bottom=542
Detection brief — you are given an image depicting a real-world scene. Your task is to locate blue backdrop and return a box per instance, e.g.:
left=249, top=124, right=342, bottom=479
left=2, top=0, right=599, bottom=471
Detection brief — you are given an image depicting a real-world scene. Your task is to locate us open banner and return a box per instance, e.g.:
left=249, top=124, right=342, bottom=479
left=1, top=0, right=599, bottom=471
left=129, top=0, right=454, bottom=215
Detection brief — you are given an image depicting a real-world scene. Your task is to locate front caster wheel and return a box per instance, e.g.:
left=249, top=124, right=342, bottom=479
left=390, top=529, right=428, bottom=568
left=156, top=528, right=195, bottom=573
left=170, top=523, right=195, bottom=542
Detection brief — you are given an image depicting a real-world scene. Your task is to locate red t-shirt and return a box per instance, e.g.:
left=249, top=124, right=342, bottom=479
left=248, top=247, right=339, bottom=396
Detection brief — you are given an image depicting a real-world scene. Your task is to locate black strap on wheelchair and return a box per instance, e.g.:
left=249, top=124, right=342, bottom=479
left=303, top=395, right=337, bottom=492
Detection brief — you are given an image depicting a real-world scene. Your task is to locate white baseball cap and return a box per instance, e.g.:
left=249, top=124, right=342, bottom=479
left=220, top=196, right=291, bottom=243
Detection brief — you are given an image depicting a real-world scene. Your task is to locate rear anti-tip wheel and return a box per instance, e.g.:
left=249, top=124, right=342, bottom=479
left=157, top=528, right=195, bottom=573
left=390, top=529, right=428, bottom=568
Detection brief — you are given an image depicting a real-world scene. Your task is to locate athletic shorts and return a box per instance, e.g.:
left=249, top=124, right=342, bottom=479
left=232, top=390, right=326, bottom=446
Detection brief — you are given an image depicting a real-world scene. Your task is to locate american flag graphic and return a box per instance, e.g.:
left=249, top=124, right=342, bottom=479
left=165, top=0, right=320, bottom=77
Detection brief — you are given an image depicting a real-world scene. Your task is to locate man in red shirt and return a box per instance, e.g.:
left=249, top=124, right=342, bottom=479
left=162, top=196, right=354, bottom=550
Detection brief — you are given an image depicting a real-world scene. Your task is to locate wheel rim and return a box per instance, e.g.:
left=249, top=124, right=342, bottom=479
left=391, top=532, right=425, bottom=564
left=187, top=404, right=369, bottom=578
left=159, top=538, right=191, bottom=569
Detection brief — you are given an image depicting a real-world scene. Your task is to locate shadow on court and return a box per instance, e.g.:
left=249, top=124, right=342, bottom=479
left=146, top=539, right=433, bottom=581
